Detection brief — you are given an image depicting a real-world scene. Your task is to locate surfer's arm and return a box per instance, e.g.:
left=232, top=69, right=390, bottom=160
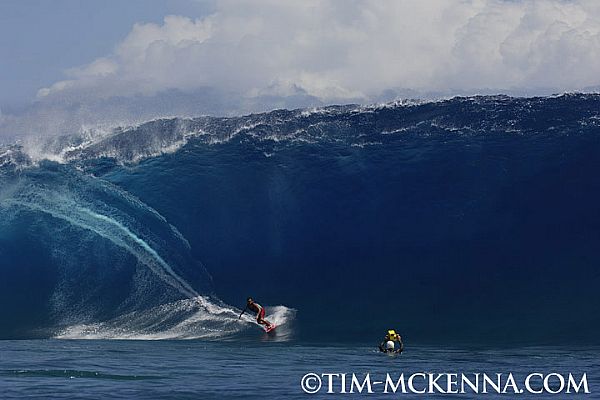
left=238, top=306, right=247, bottom=319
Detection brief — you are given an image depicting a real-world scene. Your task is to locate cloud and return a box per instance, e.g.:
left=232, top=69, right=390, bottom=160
left=38, top=0, right=600, bottom=99
left=4, top=0, right=600, bottom=139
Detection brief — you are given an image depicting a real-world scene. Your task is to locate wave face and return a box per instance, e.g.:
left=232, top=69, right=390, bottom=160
left=1, top=94, right=600, bottom=343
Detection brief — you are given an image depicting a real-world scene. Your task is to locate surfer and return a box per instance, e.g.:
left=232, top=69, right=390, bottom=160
left=239, top=297, right=273, bottom=330
left=378, top=329, right=404, bottom=354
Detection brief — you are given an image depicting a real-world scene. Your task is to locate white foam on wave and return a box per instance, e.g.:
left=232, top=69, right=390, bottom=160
left=4, top=196, right=199, bottom=300
left=20, top=125, right=117, bottom=164
left=55, top=297, right=296, bottom=341
left=2, top=101, right=426, bottom=167
left=8, top=118, right=205, bottom=167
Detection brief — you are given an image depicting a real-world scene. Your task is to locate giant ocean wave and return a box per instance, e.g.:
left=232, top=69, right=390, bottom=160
left=1, top=94, right=599, bottom=342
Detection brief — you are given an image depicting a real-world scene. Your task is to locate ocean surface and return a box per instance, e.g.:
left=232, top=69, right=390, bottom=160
left=1, top=340, right=598, bottom=399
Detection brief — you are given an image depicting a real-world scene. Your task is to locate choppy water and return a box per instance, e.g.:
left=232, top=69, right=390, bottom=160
left=0, top=340, right=598, bottom=399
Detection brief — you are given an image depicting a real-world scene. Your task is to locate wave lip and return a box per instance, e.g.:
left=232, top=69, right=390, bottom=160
left=2, top=93, right=600, bottom=169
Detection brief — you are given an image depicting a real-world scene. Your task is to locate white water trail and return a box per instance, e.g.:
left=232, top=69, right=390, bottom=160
left=55, top=299, right=297, bottom=340
left=4, top=198, right=198, bottom=299
left=1, top=184, right=297, bottom=340
left=79, top=208, right=199, bottom=298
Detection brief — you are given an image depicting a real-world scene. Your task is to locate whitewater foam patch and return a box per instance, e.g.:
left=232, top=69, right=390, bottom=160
left=55, top=297, right=296, bottom=341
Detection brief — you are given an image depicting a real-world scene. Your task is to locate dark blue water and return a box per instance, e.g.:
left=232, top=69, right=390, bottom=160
left=0, top=94, right=599, bottom=345
left=0, top=340, right=598, bottom=399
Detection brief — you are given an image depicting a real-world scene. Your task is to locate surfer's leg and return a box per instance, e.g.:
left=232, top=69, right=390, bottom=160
left=256, top=317, right=272, bottom=327
left=257, top=308, right=271, bottom=327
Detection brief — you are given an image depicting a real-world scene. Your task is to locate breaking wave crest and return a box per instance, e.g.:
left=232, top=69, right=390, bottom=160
left=1, top=93, right=596, bottom=169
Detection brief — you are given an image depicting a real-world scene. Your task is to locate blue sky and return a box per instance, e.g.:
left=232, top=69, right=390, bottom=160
left=2, top=0, right=600, bottom=138
left=0, top=0, right=214, bottom=110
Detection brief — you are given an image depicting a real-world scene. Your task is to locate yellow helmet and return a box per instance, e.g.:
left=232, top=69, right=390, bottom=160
left=387, top=329, right=399, bottom=341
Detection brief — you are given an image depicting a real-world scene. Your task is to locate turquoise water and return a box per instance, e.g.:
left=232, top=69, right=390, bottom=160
left=0, top=340, right=598, bottom=399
